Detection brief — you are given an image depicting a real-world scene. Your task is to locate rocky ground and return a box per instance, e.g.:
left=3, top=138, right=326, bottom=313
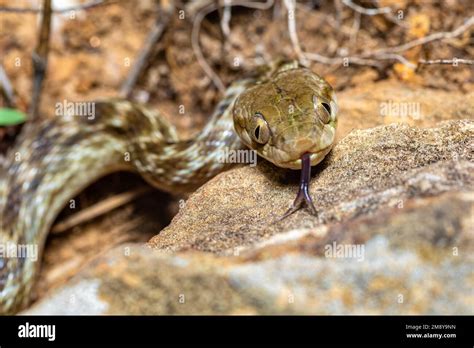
left=25, top=84, right=473, bottom=314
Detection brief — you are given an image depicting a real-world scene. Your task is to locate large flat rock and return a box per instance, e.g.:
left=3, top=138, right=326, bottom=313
left=148, top=120, right=473, bottom=254
left=25, top=119, right=474, bottom=314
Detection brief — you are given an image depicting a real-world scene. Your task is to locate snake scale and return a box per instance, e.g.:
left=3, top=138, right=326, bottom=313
left=0, top=60, right=337, bottom=313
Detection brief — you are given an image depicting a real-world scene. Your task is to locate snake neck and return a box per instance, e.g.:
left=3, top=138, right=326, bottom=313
left=130, top=79, right=253, bottom=192
left=0, top=77, right=254, bottom=314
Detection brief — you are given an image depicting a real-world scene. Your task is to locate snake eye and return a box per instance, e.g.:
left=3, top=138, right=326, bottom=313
left=251, top=113, right=270, bottom=144
left=321, top=102, right=331, bottom=115
left=313, top=95, right=331, bottom=124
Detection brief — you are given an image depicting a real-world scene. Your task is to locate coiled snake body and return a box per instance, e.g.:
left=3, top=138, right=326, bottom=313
left=0, top=60, right=337, bottom=313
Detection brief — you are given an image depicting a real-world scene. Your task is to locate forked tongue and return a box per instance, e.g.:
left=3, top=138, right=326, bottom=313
left=280, top=153, right=317, bottom=220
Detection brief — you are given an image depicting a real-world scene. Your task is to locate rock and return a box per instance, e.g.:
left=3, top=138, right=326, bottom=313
left=25, top=119, right=474, bottom=314
left=148, top=120, right=473, bottom=254
left=26, top=245, right=257, bottom=315
left=335, top=80, right=474, bottom=142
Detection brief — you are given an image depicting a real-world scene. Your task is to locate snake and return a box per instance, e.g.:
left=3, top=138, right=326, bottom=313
left=0, top=60, right=337, bottom=313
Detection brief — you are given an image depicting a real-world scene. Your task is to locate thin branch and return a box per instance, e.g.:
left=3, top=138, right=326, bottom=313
left=419, top=58, right=474, bottom=65
left=305, top=51, right=416, bottom=69
left=377, top=53, right=417, bottom=68
left=191, top=0, right=274, bottom=93
left=342, top=0, right=391, bottom=16
left=291, top=5, right=473, bottom=69
left=349, top=10, right=361, bottom=47
left=283, top=0, right=307, bottom=65
left=0, top=63, right=16, bottom=108
left=0, top=0, right=114, bottom=14
left=217, top=0, right=233, bottom=59
left=286, top=0, right=381, bottom=67
left=343, top=0, right=408, bottom=29
left=187, top=0, right=274, bottom=15
left=303, top=52, right=383, bottom=67
left=51, top=187, right=152, bottom=234
left=192, top=2, right=227, bottom=93
left=29, top=0, right=52, bottom=120
left=368, top=16, right=474, bottom=56
left=220, top=0, right=232, bottom=40
left=120, top=0, right=174, bottom=98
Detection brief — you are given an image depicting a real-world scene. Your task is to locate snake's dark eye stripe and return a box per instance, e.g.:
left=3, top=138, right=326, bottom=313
left=322, top=102, right=331, bottom=115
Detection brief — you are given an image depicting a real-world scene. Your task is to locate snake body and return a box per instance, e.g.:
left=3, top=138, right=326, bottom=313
left=0, top=60, right=337, bottom=313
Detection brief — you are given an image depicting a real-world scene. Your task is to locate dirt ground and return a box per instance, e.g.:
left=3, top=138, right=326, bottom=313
left=1, top=0, right=473, bottom=304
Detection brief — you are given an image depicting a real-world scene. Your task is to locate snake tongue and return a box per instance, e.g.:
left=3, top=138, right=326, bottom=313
left=280, top=153, right=317, bottom=220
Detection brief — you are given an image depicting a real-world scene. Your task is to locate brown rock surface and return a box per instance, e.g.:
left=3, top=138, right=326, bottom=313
left=148, top=120, right=473, bottom=254
left=26, top=189, right=473, bottom=314
left=26, top=118, right=473, bottom=314
left=336, top=80, right=474, bottom=141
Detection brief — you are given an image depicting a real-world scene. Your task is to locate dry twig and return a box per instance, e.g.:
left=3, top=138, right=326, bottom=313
left=120, top=0, right=175, bottom=98
left=349, top=10, right=361, bottom=47
left=283, top=0, right=307, bottom=65
left=369, top=16, right=474, bottom=56
left=0, top=63, right=16, bottom=107
left=51, top=187, right=152, bottom=234
left=342, top=0, right=391, bottom=16
left=217, top=0, right=233, bottom=60
left=419, top=58, right=474, bottom=65
left=288, top=3, right=473, bottom=69
left=29, top=0, right=52, bottom=120
left=220, top=0, right=232, bottom=40
left=191, top=0, right=274, bottom=93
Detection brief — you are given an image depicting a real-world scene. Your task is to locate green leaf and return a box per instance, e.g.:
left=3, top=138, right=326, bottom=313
left=0, top=108, right=27, bottom=126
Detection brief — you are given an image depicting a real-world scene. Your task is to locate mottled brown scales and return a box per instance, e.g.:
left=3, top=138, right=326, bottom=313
left=0, top=61, right=337, bottom=313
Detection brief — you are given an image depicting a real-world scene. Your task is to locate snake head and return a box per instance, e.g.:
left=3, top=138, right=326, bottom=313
left=233, top=64, right=338, bottom=170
